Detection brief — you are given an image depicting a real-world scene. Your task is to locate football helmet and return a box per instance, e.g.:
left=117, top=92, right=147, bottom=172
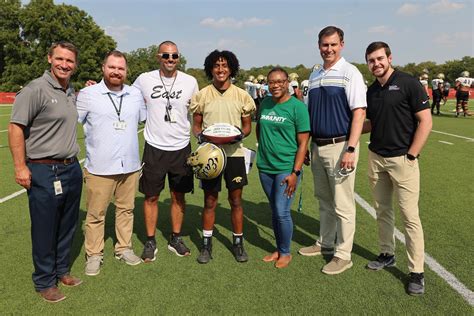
left=257, top=74, right=265, bottom=81
left=422, top=74, right=429, bottom=80
left=289, top=72, right=299, bottom=81
left=187, top=143, right=227, bottom=180
left=422, top=68, right=429, bottom=74
left=437, top=73, right=445, bottom=79
left=247, top=75, right=255, bottom=82
left=461, top=70, right=470, bottom=77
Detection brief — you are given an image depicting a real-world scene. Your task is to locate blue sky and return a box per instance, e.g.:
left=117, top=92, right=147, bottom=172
left=53, top=0, right=472, bottom=69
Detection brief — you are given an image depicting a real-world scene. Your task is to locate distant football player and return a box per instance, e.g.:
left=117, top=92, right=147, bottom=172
left=431, top=73, right=444, bottom=115
left=455, top=71, right=474, bottom=117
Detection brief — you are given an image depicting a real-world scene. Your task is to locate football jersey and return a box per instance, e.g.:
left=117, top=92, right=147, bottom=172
left=455, top=76, right=474, bottom=88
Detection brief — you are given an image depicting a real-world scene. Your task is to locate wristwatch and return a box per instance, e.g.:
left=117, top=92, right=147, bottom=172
left=346, top=146, right=355, bottom=153
left=406, top=153, right=418, bottom=161
left=292, top=169, right=301, bottom=176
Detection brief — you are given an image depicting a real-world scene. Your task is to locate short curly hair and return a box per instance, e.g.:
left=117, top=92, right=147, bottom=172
left=204, top=50, right=240, bottom=80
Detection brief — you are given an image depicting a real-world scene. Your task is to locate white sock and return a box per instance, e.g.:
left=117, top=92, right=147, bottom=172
left=233, top=232, right=243, bottom=237
left=203, top=230, right=213, bottom=238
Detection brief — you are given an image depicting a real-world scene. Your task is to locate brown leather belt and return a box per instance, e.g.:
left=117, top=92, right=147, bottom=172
left=313, top=136, right=347, bottom=146
left=28, top=157, right=77, bottom=165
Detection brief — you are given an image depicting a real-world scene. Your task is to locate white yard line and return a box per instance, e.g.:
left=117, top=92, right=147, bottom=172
left=0, top=129, right=7, bottom=133
left=438, top=140, right=453, bottom=145
left=355, top=193, right=474, bottom=306
left=432, top=130, right=474, bottom=141
left=1, top=128, right=472, bottom=306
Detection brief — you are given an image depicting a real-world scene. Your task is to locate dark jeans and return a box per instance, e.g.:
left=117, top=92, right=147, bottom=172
left=27, top=161, right=82, bottom=291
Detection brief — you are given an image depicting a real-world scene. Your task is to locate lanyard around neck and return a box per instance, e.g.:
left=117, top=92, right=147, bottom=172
left=107, top=93, right=124, bottom=121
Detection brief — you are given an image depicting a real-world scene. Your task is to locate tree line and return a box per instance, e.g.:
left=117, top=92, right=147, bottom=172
left=1, top=0, right=472, bottom=92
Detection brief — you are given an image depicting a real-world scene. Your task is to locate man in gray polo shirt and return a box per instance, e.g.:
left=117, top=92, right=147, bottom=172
left=8, top=41, right=83, bottom=303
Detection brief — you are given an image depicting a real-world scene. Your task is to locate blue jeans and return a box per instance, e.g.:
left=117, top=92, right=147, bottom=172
left=27, top=161, right=82, bottom=291
left=259, top=172, right=300, bottom=256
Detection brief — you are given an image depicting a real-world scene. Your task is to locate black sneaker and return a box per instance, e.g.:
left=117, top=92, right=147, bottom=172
left=232, top=235, right=248, bottom=263
left=408, top=272, right=425, bottom=295
left=168, top=235, right=191, bottom=257
left=367, top=253, right=396, bottom=270
left=141, top=239, right=157, bottom=263
left=197, top=237, right=212, bottom=264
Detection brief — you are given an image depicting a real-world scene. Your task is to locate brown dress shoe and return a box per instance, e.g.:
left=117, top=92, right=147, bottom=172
left=275, top=255, right=292, bottom=269
left=59, top=274, right=83, bottom=287
left=262, top=251, right=279, bottom=262
left=39, top=287, right=66, bottom=303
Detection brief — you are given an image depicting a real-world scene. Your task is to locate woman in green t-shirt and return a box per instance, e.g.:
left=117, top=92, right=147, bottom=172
left=256, top=67, right=310, bottom=268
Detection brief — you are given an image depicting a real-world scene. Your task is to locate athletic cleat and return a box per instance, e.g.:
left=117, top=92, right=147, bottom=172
left=141, top=240, right=157, bottom=263
left=232, top=235, right=248, bottom=263
left=168, top=235, right=191, bottom=257
left=197, top=237, right=212, bottom=264
left=407, top=272, right=425, bottom=295
left=367, top=253, right=396, bottom=271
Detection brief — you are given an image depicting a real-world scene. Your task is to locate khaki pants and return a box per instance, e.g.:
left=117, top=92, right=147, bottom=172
left=311, top=141, right=358, bottom=261
left=367, top=150, right=424, bottom=273
left=84, top=169, right=139, bottom=257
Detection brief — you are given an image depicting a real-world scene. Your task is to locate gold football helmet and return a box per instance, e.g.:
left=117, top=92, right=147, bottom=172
left=289, top=72, right=299, bottom=81
left=437, top=73, right=445, bottom=79
left=247, top=75, right=255, bottom=82
left=422, top=74, right=429, bottom=80
left=461, top=70, right=470, bottom=77
left=187, top=143, right=227, bottom=180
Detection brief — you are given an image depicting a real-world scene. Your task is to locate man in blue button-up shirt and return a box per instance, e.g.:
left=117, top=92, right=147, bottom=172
left=77, top=50, right=146, bottom=276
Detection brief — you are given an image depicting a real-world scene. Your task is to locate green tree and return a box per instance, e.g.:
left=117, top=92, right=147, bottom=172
left=0, top=0, right=116, bottom=91
left=0, top=0, right=22, bottom=79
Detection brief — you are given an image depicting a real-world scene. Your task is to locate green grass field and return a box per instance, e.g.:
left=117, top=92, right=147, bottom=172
left=0, top=101, right=473, bottom=314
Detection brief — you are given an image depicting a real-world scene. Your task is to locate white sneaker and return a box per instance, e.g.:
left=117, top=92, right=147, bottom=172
left=85, top=255, right=103, bottom=276
left=115, top=249, right=142, bottom=266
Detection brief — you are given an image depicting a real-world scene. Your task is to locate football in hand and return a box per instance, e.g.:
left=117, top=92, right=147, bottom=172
left=202, top=123, right=242, bottom=145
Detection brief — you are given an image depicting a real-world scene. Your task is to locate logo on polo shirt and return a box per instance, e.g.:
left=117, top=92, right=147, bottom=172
left=388, top=85, right=400, bottom=91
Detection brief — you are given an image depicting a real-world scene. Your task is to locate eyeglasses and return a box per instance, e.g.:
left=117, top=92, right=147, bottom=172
left=158, top=53, right=180, bottom=60
left=268, top=80, right=288, bottom=86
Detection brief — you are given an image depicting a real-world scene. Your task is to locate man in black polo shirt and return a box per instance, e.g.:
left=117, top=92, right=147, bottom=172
left=363, top=42, right=432, bottom=295
left=9, top=41, right=83, bottom=303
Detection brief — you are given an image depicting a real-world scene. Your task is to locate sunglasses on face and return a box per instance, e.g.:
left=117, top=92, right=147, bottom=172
left=158, top=53, right=180, bottom=60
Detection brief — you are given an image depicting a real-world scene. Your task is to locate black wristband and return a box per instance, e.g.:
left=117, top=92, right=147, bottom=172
left=292, top=169, right=301, bottom=176
left=346, top=146, right=355, bottom=153
left=406, top=153, right=418, bottom=161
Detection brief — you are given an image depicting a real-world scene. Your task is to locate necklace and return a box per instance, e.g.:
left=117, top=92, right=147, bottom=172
left=159, top=71, right=178, bottom=122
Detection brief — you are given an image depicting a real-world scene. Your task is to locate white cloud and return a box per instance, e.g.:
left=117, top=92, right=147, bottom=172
left=104, top=25, right=146, bottom=42
left=200, top=17, right=272, bottom=29
left=368, top=25, right=394, bottom=34
left=433, top=32, right=472, bottom=45
left=396, top=3, right=420, bottom=16
left=428, top=0, right=464, bottom=14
